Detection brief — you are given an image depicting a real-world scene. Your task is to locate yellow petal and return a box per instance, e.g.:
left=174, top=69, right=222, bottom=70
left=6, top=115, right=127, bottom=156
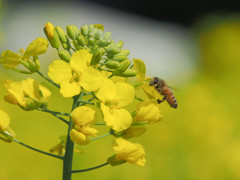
left=70, top=49, right=92, bottom=72
left=80, top=67, right=105, bottom=92
left=81, top=126, right=98, bottom=136
left=39, top=84, right=52, bottom=101
left=0, top=50, right=21, bottom=69
left=113, top=138, right=146, bottom=166
left=0, top=109, right=10, bottom=131
left=71, top=106, right=96, bottom=126
left=95, top=78, right=116, bottom=103
left=23, top=37, right=49, bottom=59
left=3, top=80, right=25, bottom=106
left=116, top=82, right=135, bottom=107
left=101, top=103, right=132, bottom=131
left=70, top=129, right=90, bottom=145
left=48, top=60, right=72, bottom=84
left=133, top=58, right=146, bottom=81
left=142, top=83, right=162, bottom=100
left=123, top=126, right=147, bottom=139
left=60, top=78, right=81, bottom=98
left=134, top=100, right=162, bottom=123
left=21, top=78, right=41, bottom=100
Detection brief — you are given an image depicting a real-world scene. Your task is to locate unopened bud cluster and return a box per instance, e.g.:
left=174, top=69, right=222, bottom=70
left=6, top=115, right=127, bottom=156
left=44, top=22, right=136, bottom=77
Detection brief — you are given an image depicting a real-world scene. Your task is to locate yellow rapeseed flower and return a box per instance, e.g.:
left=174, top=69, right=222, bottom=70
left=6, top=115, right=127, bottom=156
left=133, top=58, right=162, bottom=101
left=70, top=106, right=98, bottom=145
left=0, top=109, right=10, bottom=131
left=95, top=78, right=135, bottom=131
left=0, top=37, right=48, bottom=69
left=134, top=100, right=162, bottom=123
left=0, top=109, right=15, bottom=142
left=48, top=49, right=105, bottom=97
left=108, top=138, right=146, bottom=166
left=3, top=78, right=52, bottom=110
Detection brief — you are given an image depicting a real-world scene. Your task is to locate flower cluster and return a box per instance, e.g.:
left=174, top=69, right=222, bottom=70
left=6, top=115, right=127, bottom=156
left=0, top=22, right=166, bottom=172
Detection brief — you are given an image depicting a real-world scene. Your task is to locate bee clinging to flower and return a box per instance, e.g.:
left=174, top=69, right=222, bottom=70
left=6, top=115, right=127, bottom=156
left=149, top=77, right=177, bottom=108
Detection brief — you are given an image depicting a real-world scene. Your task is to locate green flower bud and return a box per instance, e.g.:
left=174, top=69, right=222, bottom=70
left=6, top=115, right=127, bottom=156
left=88, top=24, right=95, bottom=34
left=81, top=24, right=88, bottom=36
left=116, top=41, right=124, bottom=48
left=88, top=37, right=94, bottom=46
left=61, top=42, right=71, bottom=50
left=55, top=26, right=68, bottom=43
left=94, top=24, right=104, bottom=31
left=44, top=22, right=60, bottom=49
left=73, top=40, right=81, bottom=50
left=58, top=51, right=71, bottom=62
left=90, top=48, right=105, bottom=65
left=77, top=35, right=86, bottom=46
left=120, top=49, right=130, bottom=56
left=103, top=32, right=112, bottom=39
left=112, top=53, right=128, bottom=62
left=66, top=25, right=79, bottom=40
left=113, top=59, right=131, bottom=75
left=106, top=43, right=120, bottom=54
left=55, top=26, right=71, bottom=50
left=105, top=60, right=120, bottom=69
left=107, top=154, right=126, bottom=166
left=95, top=30, right=103, bottom=40
left=119, top=69, right=137, bottom=77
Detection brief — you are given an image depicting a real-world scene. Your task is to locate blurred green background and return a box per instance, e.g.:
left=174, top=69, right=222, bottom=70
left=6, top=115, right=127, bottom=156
left=1, top=0, right=240, bottom=180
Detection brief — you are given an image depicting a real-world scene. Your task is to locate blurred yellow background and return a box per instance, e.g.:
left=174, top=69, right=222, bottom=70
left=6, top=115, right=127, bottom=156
left=1, top=0, right=240, bottom=179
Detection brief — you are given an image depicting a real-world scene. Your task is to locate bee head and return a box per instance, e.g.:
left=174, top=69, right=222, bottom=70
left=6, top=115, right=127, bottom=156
left=149, top=77, right=165, bottom=87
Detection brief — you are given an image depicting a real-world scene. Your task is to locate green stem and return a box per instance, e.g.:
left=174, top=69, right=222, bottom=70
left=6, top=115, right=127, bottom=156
left=131, top=121, right=149, bottom=126
left=71, top=162, right=109, bottom=173
left=36, top=108, right=69, bottom=124
left=13, top=139, right=63, bottom=160
left=94, top=122, right=106, bottom=125
left=37, top=108, right=70, bottom=116
left=90, top=133, right=111, bottom=141
left=36, top=71, right=60, bottom=88
left=78, top=100, right=94, bottom=105
left=62, top=95, right=80, bottom=180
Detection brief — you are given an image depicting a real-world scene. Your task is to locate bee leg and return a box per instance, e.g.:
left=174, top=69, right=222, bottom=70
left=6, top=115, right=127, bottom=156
left=157, top=95, right=167, bottom=104
left=157, top=99, right=163, bottom=104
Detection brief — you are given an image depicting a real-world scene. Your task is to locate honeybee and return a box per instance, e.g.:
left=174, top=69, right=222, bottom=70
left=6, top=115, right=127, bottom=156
left=149, top=77, right=177, bottom=108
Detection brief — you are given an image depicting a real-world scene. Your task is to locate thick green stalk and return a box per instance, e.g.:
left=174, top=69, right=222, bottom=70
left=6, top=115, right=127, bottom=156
left=62, top=95, right=79, bottom=180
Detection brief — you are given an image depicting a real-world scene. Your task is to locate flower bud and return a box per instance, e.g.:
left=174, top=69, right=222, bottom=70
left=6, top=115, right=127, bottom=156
left=119, top=69, right=137, bottom=77
left=106, top=43, right=120, bottom=54
left=58, top=51, right=71, bottom=62
left=94, top=24, right=104, bottom=31
left=103, top=32, right=112, bottom=39
left=66, top=25, right=79, bottom=40
left=112, top=53, right=128, bottom=62
left=77, top=35, right=86, bottom=46
left=90, top=48, right=105, bottom=65
left=44, top=22, right=60, bottom=49
left=107, top=154, right=126, bottom=166
left=88, top=37, right=94, bottom=46
left=55, top=26, right=71, bottom=50
left=73, top=40, right=81, bottom=50
left=105, top=60, right=120, bottom=69
left=55, top=26, right=68, bottom=43
left=95, top=30, right=103, bottom=40
left=120, top=49, right=130, bottom=56
left=61, top=42, right=71, bottom=50
left=81, top=24, right=88, bottom=36
left=88, top=24, right=95, bottom=34
left=116, top=41, right=124, bottom=48
left=113, top=59, right=131, bottom=75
